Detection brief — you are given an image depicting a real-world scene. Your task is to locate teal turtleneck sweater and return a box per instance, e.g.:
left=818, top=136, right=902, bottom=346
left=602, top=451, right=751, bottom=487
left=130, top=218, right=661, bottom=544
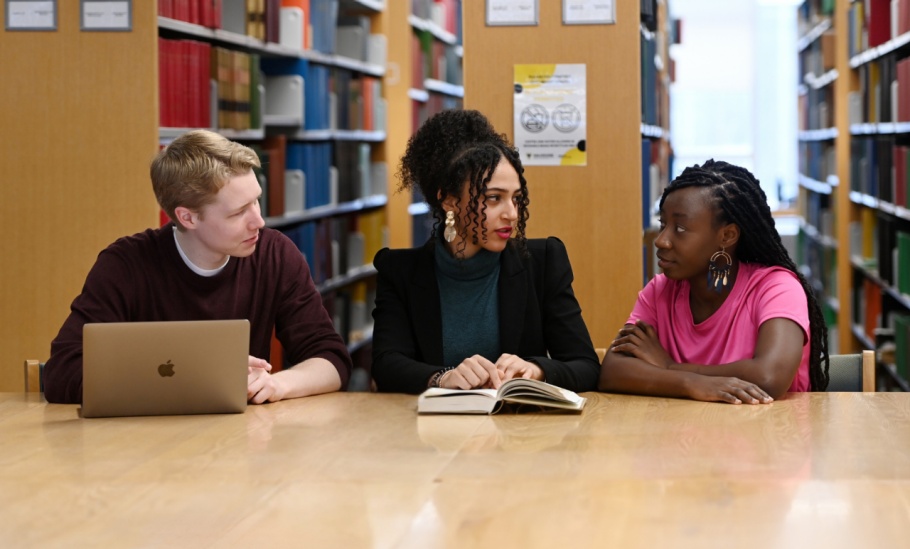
left=434, top=239, right=502, bottom=368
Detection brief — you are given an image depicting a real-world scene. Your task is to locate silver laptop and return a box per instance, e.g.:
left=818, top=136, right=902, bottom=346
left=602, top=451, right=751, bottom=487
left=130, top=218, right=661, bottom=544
left=82, top=320, right=250, bottom=418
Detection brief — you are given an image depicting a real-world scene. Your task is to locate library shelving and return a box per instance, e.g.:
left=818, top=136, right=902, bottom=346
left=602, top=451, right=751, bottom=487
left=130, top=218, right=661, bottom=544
left=641, top=0, right=676, bottom=284
left=797, top=0, right=910, bottom=390
left=381, top=0, right=463, bottom=249
left=0, top=1, right=401, bottom=390
left=796, top=0, right=845, bottom=359
left=156, top=0, right=392, bottom=374
left=462, top=1, right=672, bottom=348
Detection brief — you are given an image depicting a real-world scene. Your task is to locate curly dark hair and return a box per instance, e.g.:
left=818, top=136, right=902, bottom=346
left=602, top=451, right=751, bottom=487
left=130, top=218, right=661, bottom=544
left=660, top=159, right=830, bottom=391
left=397, top=109, right=530, bottom=256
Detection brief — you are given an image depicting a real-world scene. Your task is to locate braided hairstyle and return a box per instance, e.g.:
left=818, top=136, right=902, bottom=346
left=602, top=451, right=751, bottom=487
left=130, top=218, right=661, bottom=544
left=397, top=109, right=530, bottom=256
left=659, top=159, right=830, bottom=391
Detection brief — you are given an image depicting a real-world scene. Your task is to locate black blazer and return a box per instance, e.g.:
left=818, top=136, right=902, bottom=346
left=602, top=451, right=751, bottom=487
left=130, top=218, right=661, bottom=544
left=371, top=237, right=600, bottom=394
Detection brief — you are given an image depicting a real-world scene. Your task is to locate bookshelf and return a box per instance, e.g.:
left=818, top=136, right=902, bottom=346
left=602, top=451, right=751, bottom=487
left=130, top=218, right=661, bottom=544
left=383, top=0, right=463, bottom=249
left=160, top=0, right=392, bottom=372
left=797, top=0, right=910, bottom=390
left=462, top=2, right=667, bottom=348
left=0, top=1, right=397, bottom=389
left=796, top=0, right=846, bottom=360
left=641, top=0, right=676, bottom=283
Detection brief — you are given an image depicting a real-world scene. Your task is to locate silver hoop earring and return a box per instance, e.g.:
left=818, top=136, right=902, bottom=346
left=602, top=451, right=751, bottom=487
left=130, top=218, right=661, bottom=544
left=444, top=210, right=457, bottom=243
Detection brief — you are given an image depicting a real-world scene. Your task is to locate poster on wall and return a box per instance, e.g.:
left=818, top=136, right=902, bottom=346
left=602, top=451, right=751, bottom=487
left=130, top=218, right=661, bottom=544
left=563, top=0, right=615, bottom=25
left=6, top=0, right=57, bottom=31
left=513, top=64, right=587, bottom=167
left=486, top=0, right=538, bottom=26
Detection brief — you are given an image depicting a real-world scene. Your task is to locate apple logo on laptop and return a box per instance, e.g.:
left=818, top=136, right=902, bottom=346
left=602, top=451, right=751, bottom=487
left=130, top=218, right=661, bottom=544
left=158, top=360, right=176, bottom=377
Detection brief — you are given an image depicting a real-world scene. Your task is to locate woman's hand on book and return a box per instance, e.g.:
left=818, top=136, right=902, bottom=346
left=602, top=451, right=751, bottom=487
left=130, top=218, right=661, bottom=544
left=440, top=355, right=503, bottom=390
left=495, top=353, right=545, bottom=382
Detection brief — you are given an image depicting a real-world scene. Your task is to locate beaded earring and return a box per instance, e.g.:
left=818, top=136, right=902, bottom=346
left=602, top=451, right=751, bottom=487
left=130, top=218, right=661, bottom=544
left=707, top=248, right=732, bottom=292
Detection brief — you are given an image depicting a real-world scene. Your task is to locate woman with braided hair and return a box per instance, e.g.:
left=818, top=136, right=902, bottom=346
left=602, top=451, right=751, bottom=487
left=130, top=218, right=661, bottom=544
left=371, top=109, right=600, bottom=394
left=600, top=159, right=829, bottom=403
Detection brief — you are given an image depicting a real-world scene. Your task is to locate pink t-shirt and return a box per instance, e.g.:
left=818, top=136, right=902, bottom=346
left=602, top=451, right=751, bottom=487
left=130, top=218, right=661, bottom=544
left=628, top=262, right=811, bottom=392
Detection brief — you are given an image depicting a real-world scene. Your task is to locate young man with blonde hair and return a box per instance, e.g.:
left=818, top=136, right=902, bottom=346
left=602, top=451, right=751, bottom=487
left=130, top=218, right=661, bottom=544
left=44, top=130, right=351, bottom=404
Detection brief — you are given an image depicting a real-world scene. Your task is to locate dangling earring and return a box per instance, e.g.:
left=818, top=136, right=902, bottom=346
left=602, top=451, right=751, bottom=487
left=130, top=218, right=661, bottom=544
left=707, top=248, right=732, bottom=293
left=444, top=210, right=456, bottom=243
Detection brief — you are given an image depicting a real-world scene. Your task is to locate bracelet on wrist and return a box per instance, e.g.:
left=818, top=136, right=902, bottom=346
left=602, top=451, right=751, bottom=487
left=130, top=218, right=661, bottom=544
left=428, top=366, right=456, bottom=388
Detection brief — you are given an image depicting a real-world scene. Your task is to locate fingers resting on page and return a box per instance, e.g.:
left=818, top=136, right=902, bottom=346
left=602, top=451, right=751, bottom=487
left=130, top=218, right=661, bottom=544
left=494, top=353, right=544, bottom=382
left=439, top=354, right=544, bottom=390
left=439, top=355, right=501, bottom=390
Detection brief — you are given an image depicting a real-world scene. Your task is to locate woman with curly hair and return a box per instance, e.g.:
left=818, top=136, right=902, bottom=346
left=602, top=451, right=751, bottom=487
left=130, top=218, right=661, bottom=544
left=371, top=109, right=600, bottom=394
left=600, top=160, right=830, bottom=404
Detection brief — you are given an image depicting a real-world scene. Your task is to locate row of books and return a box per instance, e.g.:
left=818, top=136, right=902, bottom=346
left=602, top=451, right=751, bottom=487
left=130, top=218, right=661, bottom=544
left=847, top=54, right=910, bottom=125
left=261, top=58, right=386, bottom=131
left=161, top=0, right=378, bottom=58
left=249, top=136, right=387, bottom=220
left=847, top=210, right=910, bottom=296
left=798, top=0, right=833, bottom=32
left=158, top=0, right=222, bottom=28
left=641, top=32, right=660, bottom=128
left=803, top=190, right=836, bottom=241
left=798, top=87, right=833, bottom=130
left=852, top=269, right=910, bottom=381
left=412, top=0, right=462, bottom=39
left=281, top=209, right=387, bottom=286
left=411, top=30, right=463, bottom=88
left=847, top=0, right=910, bottom=59
left=799, top=140, right=837, bottom=183
left=796, top=228, right=838, bottom=298
left=325, top=279, right=375, bottom=347
left=799, top=30, right=835, bottom=80
left=158, top=38, right=262, bottom=130
left=849, top=136, right=910, bottom=206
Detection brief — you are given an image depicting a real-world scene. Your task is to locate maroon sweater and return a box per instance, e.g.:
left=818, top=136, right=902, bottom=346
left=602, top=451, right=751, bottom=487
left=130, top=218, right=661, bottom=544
left=44, top=225, right=352, bottom=403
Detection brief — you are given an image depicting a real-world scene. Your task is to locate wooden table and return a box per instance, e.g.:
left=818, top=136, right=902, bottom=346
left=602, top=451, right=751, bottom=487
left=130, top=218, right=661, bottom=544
left=2, top=392, right=909, bottom=548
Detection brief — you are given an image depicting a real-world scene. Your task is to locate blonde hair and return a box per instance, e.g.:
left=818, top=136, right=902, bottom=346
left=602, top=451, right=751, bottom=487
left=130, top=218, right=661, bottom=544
left=151, top=130, right=260, bottom=227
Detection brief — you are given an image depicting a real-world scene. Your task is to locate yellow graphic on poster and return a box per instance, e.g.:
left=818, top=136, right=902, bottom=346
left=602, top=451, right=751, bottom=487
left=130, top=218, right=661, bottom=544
left=513, top=64, right=586, bottom=167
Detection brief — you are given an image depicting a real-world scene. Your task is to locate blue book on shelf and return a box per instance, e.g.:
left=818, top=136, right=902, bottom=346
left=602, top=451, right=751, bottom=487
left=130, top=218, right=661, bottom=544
left=305, top=65, right=330, bottom=130
left=641, top=139, right=652, bottom=230
left=311, top=0, right=339, bottom=54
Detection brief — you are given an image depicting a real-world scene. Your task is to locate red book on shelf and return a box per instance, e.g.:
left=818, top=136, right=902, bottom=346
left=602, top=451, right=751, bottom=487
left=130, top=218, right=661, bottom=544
left=902, top=0, right=910, bottom=36
left=263, top=135, right=287, bottom=217
left=867, top=0, right=892, bottom=48
left=864, top=278, right=882, bottom=341
left=265, top=0, right=280, bottom=43
left=213, top=0, right=222, bottom=29
left=158, top=38, right=168, bottom=127
left=199, top=41, right=213, bottom=128
left=361, top=77, right=375, bottom=131
left=189, top=0, right=200, bottom=24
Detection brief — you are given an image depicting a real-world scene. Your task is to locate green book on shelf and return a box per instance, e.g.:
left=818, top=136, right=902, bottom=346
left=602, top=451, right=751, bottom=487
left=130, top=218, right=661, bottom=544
left=897, top=231, right=910, bottom=296
left=249, top=53, right=262, bottom=129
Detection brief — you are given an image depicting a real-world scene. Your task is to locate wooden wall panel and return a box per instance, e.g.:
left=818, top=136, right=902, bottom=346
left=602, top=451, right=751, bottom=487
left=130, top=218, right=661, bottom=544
left=0, top=4, right=160, bottom=390
left=379, top=0, right=414, bottom=249
left=463, top=2, right=642, bottom=347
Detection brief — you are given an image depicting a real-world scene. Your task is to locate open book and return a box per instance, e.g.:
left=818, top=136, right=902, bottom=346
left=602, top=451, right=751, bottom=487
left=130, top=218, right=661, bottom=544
left=417, top=378, right=587, bottom=415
